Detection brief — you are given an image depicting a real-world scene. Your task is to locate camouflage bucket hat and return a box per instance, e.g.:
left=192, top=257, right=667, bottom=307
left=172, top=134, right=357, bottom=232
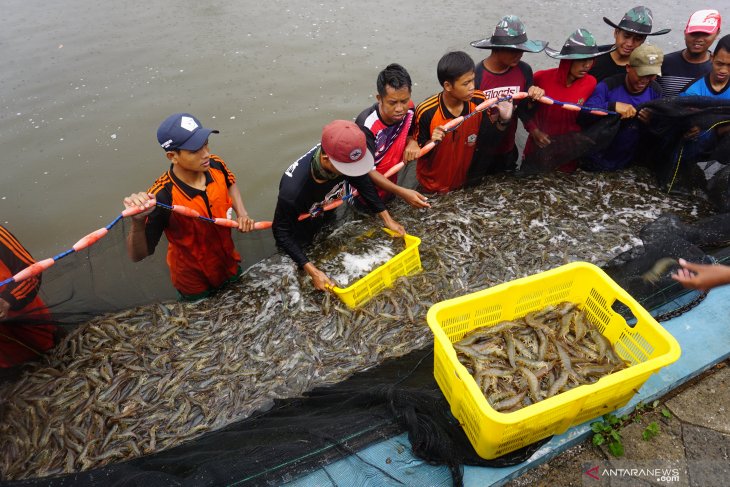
left=470, top=15, right=548, bottom=53
left=603, top=6, right=671, bottom=36
left=545, top=28, right=616, bottom=59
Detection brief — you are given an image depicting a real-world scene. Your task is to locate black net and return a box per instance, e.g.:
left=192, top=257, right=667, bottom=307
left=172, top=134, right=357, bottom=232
left=1, top=347, right=548, bottom=487
left=522, top=114, right=622, bottom=173
left=2, top=97, right=730, bottom=486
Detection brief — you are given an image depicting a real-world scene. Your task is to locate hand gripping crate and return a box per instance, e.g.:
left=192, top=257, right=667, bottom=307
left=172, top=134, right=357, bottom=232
left=426, top=261, right=681, bottom=459
left=332, top=228, right=422, bottom=308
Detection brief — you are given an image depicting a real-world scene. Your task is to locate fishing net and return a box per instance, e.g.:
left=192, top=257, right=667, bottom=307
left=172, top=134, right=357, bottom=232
left=0, top=217, right=276, bottom=377
left=2, top=97, right=730, bottom=486
left=1, top=347, right=547, bottom=487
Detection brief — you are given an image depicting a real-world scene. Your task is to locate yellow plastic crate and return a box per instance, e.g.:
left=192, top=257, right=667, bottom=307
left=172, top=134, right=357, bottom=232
left=426, top=261, right=681, bottom=459
left=332, top=228, right=421, bottom=308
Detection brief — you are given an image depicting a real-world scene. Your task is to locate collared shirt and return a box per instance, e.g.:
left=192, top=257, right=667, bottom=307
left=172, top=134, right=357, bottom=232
left=414, top=91, right=487, bottom=193
left=144, top=155, right=241, bottom=295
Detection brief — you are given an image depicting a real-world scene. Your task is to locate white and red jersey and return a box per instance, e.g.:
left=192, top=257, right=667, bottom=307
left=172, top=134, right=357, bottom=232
left=352, top=102, right=415, bottom=199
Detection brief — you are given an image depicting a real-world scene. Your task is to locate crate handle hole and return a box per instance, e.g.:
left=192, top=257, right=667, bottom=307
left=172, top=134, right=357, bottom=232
left=611, top=298, right=637, bottom=327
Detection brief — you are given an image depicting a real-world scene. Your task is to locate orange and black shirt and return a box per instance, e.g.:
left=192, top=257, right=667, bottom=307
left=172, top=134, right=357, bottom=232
left=0, top=225, right=42, bottom=311
left=414, top=91, right=486, bottom=193
left=144, top=155, right=241, bottom=296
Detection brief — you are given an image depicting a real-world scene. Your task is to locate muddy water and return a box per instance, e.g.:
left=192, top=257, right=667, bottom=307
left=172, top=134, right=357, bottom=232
left=0, top=0, right=706, bottom=268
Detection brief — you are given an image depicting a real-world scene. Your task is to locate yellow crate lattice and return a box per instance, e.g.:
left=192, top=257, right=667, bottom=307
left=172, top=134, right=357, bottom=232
left=332, top=229, right=422, bottom=308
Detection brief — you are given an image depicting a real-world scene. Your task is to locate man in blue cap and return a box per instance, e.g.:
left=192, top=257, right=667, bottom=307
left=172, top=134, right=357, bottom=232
left=122, top=113, right=255, bottom=300
left=591, top=6, right=670, bottom=82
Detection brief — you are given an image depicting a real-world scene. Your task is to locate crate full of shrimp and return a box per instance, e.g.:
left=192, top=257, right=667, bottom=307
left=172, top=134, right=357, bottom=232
left=426, top=261, right=681, bottom=460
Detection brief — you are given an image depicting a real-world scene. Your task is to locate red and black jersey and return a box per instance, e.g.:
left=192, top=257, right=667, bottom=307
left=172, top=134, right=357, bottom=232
left=0, top=225, right=42, bottom=311
left=0, top=225, right=55, bottom=368
left=414, top=91, right=486, bottom=193
left=144, top=155, right=241, bottom=296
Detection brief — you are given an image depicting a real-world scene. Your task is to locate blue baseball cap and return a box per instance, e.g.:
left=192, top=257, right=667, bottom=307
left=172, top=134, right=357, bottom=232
left=156, top=113, right=219, bottom=151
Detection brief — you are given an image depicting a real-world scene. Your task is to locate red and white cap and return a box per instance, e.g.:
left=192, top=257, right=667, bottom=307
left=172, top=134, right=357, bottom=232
left=685, top=9, right=721, bottom=35
left=321, top=120, right=374, bottom=177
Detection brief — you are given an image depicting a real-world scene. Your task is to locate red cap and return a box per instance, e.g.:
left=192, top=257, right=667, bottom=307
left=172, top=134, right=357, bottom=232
left=685, top=10, right=721, bottom=35
left=321, top=120, right=374, bottom=177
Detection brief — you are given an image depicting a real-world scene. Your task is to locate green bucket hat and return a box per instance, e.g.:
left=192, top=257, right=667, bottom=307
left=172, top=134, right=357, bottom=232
left=603, top=6, right=671, bottom=36
left=470, top=15, right=548, bottom=53
left=545, top=28, right=616, bottom=59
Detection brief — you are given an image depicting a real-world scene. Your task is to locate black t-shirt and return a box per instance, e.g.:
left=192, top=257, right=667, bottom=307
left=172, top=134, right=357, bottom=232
left=590, top=53, right=626, bottom=83
left=272, top=146, right=385, bottom=267
left=659, top=50, right=712, bottom=98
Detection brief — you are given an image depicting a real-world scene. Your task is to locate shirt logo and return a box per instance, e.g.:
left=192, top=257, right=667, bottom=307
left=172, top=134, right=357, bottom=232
left=285, top=161, right=299, bottom=177
left=467, top=134, right=477, bottom=146
left=180, top=116, right=198, bottom=132
left=349, top=148, right=362, bottom=161
left=483, top=86, right=519, bottom=99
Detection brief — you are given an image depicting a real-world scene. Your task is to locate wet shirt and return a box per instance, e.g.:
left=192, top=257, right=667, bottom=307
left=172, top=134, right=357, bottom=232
left=581, top=74, right=662, bottom=170
left=144, top=155, right=241, bottom=296
left=590, top=53, right=626, bottom=82
left=272, top=145, right=386, bottom=268
left=414, top=91, right=487, bottom=193
left=474, top=60, right=535, bottom=154
left=660, top=50, right=712, bottom=98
